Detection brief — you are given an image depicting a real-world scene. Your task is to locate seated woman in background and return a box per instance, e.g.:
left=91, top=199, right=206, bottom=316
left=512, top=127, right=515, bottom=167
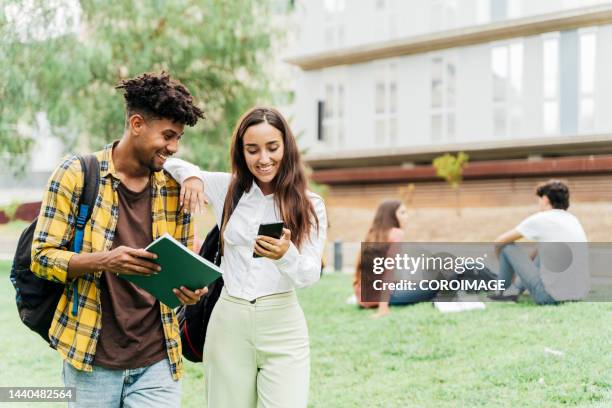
left=353, top=200, right=438, bottom=318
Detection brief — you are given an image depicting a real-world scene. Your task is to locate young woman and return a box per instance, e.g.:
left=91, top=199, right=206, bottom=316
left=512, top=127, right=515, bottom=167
left=353, top=200, right=440, bottom=317
left=354, top=201, right=498, bottom=315
left=353, top=200, right=407, bottom=317
left=164, top=107, right=326, bottom=408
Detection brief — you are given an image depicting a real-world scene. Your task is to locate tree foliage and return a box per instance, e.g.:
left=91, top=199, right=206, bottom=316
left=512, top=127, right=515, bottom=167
left=1, top=0, right=283, bottom=174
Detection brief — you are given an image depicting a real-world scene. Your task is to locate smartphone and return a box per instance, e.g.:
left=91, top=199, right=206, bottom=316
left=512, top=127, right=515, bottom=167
left=253, top=222, right=285, bottom=258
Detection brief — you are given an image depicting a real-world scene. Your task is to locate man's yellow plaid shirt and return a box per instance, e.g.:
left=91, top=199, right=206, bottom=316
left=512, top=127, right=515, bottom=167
left=31, top=142, right=194, bottom=380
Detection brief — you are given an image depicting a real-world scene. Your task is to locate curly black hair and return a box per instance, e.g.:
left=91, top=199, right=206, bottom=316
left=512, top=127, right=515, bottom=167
left=115, top=72, right=204, bottom=126
left=536, top=179, right=570, bottom=210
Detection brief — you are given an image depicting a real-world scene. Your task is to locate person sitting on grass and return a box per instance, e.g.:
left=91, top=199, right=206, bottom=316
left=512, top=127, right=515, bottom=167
left=352, top=200, right=440, bottom=318
left=489, top=179, right=589, bottom=304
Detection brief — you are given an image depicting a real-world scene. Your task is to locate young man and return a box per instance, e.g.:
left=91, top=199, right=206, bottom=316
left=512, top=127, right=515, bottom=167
left=490, top=179, right=589, bottom=304
left=31, top=72, right=206, bottom=407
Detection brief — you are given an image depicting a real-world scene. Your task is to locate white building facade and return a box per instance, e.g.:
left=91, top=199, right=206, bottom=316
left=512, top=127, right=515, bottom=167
left=288, top=0, right=612, bottom=169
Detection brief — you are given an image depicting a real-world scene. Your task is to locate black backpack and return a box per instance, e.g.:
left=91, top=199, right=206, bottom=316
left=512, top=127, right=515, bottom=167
left=10, top=154, right=100, bottom=343
left=177, top=188, right=242, bottom=362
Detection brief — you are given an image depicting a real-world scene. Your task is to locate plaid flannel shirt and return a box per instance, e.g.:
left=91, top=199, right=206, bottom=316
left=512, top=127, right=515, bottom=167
left=31, top=142, right=193, bottom=380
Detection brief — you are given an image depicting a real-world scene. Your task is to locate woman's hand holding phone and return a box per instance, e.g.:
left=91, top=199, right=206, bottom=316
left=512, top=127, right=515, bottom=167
left=254, top=228, right=291, bottom=260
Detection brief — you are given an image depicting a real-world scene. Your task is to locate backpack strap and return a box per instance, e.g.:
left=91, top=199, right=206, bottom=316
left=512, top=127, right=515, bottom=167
left=69, top=154, right=100, bottom=317
left=71, top=154, right=100, bottom=254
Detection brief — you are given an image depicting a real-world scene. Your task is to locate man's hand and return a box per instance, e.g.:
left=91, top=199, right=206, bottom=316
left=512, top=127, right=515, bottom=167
left=103, top=246, right=161, bottom=276
left=173, top=286, right=209, bottom=305
left=254, top=228, right=291, bottom=260
left=494, top=229, right=523, bottom=257
left=180, top=176, right=207, bottom=214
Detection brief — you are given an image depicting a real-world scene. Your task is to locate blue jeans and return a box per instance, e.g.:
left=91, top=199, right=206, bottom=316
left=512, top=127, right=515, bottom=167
left=389, top=287, right=438, bottom=305
left=62, top=358, right=180, bottom=408
left=498, top=244, right=556, bottom=305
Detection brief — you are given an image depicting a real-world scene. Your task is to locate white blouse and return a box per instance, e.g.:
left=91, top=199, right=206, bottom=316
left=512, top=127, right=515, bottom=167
left=164, top=158, right=327, bottom=301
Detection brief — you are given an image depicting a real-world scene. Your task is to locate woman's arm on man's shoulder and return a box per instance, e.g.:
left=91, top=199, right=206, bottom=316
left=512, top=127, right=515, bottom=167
left=164, top=158, right=231, bottom=215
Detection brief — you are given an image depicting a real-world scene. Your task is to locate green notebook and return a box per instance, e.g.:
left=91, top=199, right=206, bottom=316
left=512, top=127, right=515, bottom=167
left=120, top=233, right=222, bottom=309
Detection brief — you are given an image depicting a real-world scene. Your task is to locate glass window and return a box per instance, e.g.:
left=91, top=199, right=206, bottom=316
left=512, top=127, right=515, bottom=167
left=338, top=85, right=345, bottom=117
left=389, top=118, right=397, bottom=144
left=431, top=115, right=442, bottom=141
left=446, top=61, right=456, bottom=108
left=492, top=46, right=508, bottom=102
left=508, top=0, right=521, bottom=19
left=509, top=105, right=522, bottom=135
left=325, top=85, right=334, bottom=118
left=447, top=113, right=455, bottom=139
left=323, top=124, right=333, bottom=143
left=375, top=119, right=386, bottom=144
left=324, top=0, right=337, bottom=13
left=580, top=33, right=596, bottom=94
left=431, top=0, right=457, bottom=31
left=493, top=107, right=506, bottom=137
left=543, top=38, right=559, bottom=99
left=375, top=82, right=385, bottom=114
left=579, top=31, right=596, bottom=133
left=373, top=63, right=398, bottom=147
left=389, top=82, right=397, bottom=114
left=580, top=98, right=594, bottom=131
left=337, top=123, right=345, bottom=145
left=509, top=43, right=523, bottom=98
left=322, top=82, right=345, bottom=146
left=430, top=53, right=456, bottom=141
left=543, top=101, right=559, bottom=136
left=477, top=0, right=490, bottom=24
left=492, top=41, right=523, bottom=138
left=542, top=35, right=559, bottom=135
left=431, top=57, right=443, bottom=108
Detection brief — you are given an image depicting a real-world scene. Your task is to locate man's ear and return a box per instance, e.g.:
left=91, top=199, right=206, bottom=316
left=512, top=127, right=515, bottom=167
left=128, top=114, right=146, bottom=135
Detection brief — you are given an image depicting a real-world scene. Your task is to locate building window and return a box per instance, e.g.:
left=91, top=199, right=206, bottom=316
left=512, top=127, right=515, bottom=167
left=324, top=0, right=345, bottom=47
left=490, top=0, right=507, bottom=22
left=374, top=64, right=398, bottom=145
left=374, top=0, right=397, bottom=39
left=476, top=0, right=490, bottom=25
left=491, top=41, right=523, bottom=138
left=430, top=54, right=456, bottom=141
left=431, top=0, right=458, bottom=31
left=542, top=34, right=559, bottom=135
left=579, top=29, right=597, bottom=133
left=322, top=83, right=345, bottom=146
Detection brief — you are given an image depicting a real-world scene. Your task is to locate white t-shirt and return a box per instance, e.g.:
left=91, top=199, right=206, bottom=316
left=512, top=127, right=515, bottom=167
left=516, top=210, right=588, bottom=301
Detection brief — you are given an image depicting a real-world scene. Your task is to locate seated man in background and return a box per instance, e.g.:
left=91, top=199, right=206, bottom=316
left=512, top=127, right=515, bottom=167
left=490, top=180, right=589, bottom=304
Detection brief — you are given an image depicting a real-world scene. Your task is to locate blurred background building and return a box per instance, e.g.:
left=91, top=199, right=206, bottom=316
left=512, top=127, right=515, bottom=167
left=287, top=0, right=612, bottom=209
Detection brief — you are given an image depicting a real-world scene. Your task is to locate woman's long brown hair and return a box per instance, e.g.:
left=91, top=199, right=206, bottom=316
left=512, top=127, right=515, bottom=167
left=220, top=107, right=319, bottom=252
left=353, top=200, right=402, bottom=286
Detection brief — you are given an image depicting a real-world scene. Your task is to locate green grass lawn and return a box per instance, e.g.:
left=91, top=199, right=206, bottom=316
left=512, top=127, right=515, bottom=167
left=1, top=260, right=610, bottom=407
left=0, top=220, right=29, bottom=236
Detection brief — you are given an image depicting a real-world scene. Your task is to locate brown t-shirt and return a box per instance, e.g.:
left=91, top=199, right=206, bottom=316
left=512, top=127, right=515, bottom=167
left=93, top=181, right=167, bottom=369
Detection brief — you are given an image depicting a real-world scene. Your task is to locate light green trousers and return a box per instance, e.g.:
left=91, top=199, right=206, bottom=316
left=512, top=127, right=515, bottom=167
left=203, top=287, right=310, bottom=408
